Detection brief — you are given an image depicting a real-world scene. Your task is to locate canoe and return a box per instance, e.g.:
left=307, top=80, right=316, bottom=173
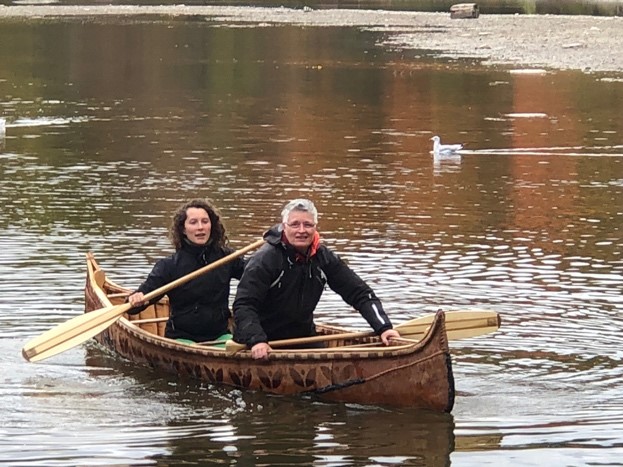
left=84, top=252, right=456, bottom=412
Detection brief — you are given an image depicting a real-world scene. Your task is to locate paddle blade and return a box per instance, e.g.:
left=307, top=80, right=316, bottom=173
left=22, top=304, right=131, bottom=363
left=396, top=310, right=500, bottom=341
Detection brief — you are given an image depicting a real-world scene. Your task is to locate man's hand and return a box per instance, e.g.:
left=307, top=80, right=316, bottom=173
left=251, top=342, right=272, bottom=360
left=380, top=329, right=400, bottom=345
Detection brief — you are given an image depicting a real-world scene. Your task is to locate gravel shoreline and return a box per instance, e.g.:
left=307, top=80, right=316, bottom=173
left=1, top=5, right=622, bottom=74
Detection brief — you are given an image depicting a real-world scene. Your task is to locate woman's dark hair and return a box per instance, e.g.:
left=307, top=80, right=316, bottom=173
left=168, top=199, right=228, bottom=251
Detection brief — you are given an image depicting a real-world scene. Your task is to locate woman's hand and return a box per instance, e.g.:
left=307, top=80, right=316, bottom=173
left=127, top=292, right=146, bottom=307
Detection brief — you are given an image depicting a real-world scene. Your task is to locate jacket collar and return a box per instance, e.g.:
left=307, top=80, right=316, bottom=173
left=181, top=237, right=213, bottom=264
left=281, top=230, right=320, bottom=263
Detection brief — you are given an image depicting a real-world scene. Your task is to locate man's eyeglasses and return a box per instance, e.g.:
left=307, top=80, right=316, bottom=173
left=286, top=221, right=316, bottom=230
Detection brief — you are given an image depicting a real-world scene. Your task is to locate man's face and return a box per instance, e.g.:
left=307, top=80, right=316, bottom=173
left=283, top=210, right=316, bottom=252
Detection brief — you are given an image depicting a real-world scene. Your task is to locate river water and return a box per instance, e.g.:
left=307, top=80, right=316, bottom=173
left=1, top=9, right=623, bottom=467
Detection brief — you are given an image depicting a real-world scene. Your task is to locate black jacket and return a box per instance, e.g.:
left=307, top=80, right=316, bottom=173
left=132, top=240, right=245, bottom=342
left=233, top=224, right=392, bottom=347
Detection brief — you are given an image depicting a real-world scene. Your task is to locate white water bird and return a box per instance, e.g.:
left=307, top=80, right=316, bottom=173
left=431, top=135, right=463, bottom=156
left=0, top=118, right=5, bottom=138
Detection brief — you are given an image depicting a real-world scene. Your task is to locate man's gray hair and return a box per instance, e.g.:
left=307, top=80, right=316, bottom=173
left=281, top=199, right=318, bottom=223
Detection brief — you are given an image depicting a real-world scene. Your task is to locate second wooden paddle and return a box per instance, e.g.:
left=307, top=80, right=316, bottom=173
left=225, top=309, right=500, bottom=353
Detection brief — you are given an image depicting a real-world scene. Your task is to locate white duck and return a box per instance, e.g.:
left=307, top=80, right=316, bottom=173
left=431, top=135, right=463, bottom=156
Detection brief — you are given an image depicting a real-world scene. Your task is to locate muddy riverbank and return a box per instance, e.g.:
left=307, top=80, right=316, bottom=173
left=0, top=5, right=622, bottom=74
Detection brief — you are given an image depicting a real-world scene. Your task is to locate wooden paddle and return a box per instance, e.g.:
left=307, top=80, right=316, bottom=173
left=22, top=238, right=265, bottom=363
left=225, top=309, right=500, bottom=353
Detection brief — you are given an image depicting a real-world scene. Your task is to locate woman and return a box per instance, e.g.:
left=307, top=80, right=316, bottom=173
left=128, top=199, right=245, bottom=345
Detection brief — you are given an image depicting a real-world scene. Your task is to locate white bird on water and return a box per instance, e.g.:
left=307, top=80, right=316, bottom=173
left=0, top=118, right=5, bottom=138
left=431, top=135, right=463, bottom=156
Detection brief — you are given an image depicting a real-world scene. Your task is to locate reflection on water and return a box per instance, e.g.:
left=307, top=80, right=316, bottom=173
left=1, top=11, right=623, bottom=467
left=433, top=152, right=462, bottom=175
left=86, top=350, right=460, bottom=466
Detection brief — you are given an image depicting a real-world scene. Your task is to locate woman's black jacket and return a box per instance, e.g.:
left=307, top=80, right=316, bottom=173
left=131, top=241, right=245, bottom=342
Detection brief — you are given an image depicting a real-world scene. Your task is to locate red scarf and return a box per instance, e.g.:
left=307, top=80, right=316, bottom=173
left=282, top=231, right=320, bottom=263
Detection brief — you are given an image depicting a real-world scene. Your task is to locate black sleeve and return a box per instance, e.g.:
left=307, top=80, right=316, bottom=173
left=322, top=248, right=393, bottom=334
left=127, top=258, right=172, bottom=315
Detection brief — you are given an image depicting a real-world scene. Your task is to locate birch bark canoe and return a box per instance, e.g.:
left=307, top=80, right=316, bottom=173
left=85, top=252, right=457, bottom=411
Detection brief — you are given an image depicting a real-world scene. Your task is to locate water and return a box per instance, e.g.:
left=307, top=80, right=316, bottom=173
left=1, top=10, right=623, bottom=466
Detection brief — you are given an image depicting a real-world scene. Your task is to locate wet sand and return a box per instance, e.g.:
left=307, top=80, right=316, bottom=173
left=0, top=5, right=622, bottom=74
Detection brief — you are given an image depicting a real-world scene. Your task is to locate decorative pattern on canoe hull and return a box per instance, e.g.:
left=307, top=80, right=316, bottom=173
left=84, top=253, right=455, bottom=412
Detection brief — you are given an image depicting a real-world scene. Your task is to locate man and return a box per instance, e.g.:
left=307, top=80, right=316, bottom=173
left=233, top=198, right=400, bottom=359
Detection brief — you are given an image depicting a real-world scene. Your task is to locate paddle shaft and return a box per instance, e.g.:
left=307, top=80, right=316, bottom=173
left=225, top=309, right=500, bottom=353
left=139, top=239, right=265, bottom=304
left=23, top=238, right=265, bottom=362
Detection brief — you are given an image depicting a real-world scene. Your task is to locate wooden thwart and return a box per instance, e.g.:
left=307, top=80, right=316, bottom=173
left=107, top=292, right=130, bottom=299
left=129, top=317, right=169, bottom=325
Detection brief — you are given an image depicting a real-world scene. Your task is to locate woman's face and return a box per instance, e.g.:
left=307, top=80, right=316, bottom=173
left=183, top=207, right=212, bottom=245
